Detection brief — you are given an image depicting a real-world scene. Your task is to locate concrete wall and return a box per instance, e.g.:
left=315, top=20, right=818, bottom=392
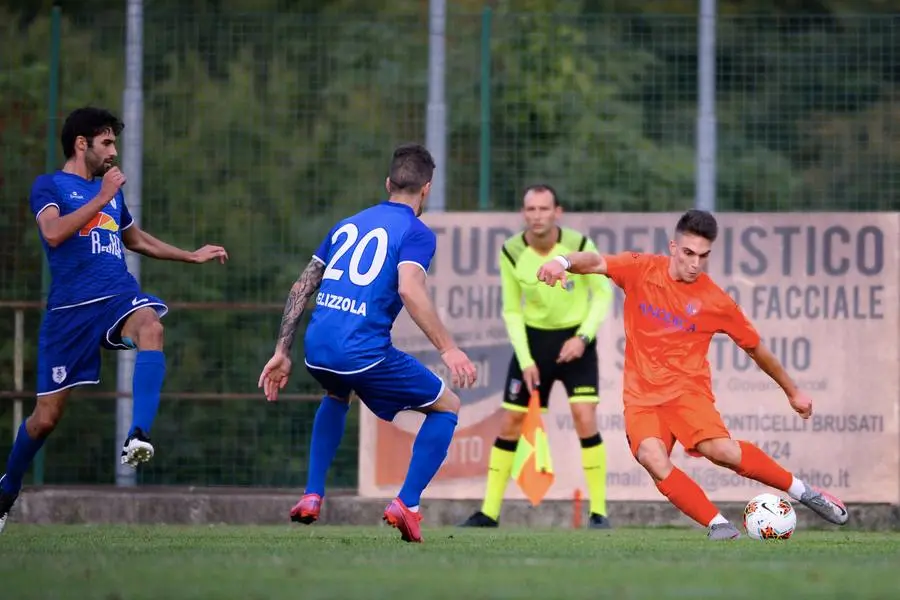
left=8, top=487, right=898, bottom=531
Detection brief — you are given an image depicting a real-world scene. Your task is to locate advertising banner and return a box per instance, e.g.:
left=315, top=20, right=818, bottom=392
left=358, top=213, right=900, bottom=503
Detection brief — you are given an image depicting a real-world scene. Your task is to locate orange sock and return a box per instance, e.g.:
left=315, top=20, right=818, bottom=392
left=656, top=467, right=720, bottom=527
left=734, top=440, right=793, bottom=491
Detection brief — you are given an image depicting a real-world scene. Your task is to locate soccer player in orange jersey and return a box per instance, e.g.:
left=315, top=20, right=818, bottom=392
left=535, top=209, right=849, bottom=540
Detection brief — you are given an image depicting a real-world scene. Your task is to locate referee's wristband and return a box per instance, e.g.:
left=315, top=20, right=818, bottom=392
left=554, top=255, right=571, bottom=270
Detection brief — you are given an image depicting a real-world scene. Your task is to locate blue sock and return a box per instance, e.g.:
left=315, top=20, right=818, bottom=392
left=130, top=350, right=166, bottom=436
left=398, top=411, right=458, bottom=508
left=304, top=396, right=350, bottom=496
left=2, top=422, right=46, bottom=494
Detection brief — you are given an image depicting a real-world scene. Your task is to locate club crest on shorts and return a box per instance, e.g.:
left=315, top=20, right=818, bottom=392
left=508, top=378, right=522, bottom=399
left=51, top=366, right=67, bottom=384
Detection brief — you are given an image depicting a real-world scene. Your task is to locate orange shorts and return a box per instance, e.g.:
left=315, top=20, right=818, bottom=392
left=624, top=395, right=730, bottom=457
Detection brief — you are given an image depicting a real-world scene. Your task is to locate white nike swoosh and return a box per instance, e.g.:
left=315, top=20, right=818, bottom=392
left=132, top=297, right=149, bottom=306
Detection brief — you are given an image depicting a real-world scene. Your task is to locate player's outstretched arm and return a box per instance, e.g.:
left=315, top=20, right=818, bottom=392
left=745, top=343, right=812, bottom=419
left=536, top=252, right=607, bottom=288
left=259, top=258, right=325, bottom=401
left=398, top=264, right=477, bottom=388
left=722, top=297, right=813, bottom=419
left=563, top=251, right=608, bottom=275
left=122, top=226, right=228, bottom=264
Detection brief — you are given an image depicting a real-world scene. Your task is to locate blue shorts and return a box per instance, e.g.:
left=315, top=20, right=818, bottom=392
left=37, top=292, right=168, bottom=396
left=305, top=347, right=445, bottom=422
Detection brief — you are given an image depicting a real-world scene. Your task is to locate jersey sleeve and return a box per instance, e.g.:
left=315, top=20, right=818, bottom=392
left=603, top=251, right=647, bottom=291
left=499, top=245, right=534, bottom=370
left=312, top=226, right=334, bottom=265
left=717, top=296, right=762, bottom=350
left=398, top=222, right=437, bottom=274
left=576, top=238, right=613, bottom=342
left=29, top=175, right=61, bottom=220
left=120, top=193, right=135, bottom=230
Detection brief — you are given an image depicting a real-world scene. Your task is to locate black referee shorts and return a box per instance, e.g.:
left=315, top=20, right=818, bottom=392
left=502, top=325, right=599, bottom=413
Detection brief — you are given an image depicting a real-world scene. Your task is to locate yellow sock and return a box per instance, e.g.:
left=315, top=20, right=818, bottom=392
left=581, top=435, right=608, bottom=516
left=480, top=439, right=517, bottom=520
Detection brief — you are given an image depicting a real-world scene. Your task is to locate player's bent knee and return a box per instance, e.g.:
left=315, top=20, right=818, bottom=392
left=695, top=438, right=741, bottom=467
left=123, top=308, right=165, bottom=350
left=136, top=319, right=165, bottom=349
left=29, top=397, right=67, bottom=438
left=635, top=438, right=673, bottom=481
left=28, top=412, right=60, bottom=438
left=429, top=388, right=461, bottom=414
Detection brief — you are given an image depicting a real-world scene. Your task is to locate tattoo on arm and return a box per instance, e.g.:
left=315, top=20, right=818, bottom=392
left=276, top=259, right=325, bottom=353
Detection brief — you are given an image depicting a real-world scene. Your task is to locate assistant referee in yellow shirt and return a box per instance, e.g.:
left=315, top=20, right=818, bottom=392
left=460, top=184, right=614, bottom=529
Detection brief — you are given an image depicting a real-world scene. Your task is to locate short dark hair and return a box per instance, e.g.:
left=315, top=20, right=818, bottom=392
left=61, top=107, right=125, bottom=159
left=388, top=143, right=435, bottom=194
left=675, top=209, right=718, bottom=242
left=522, top=183, right=560, bottom=208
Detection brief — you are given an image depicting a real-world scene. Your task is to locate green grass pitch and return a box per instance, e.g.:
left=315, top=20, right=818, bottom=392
left=1, top=524, right=898, bottom=599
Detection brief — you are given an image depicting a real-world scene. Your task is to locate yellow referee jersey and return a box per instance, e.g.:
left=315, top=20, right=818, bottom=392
left=499, top=227, right=613, bottom=370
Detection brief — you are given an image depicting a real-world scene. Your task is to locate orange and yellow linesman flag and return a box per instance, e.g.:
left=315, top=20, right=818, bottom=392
left=511, top=390, right=555, bottom=506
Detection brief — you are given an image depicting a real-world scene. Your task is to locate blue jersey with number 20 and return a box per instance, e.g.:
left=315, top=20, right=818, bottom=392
left=304, top=201, right=436, bottom=373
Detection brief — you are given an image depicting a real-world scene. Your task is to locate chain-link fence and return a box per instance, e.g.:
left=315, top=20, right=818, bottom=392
left=2, top=6, right=899, bottom=488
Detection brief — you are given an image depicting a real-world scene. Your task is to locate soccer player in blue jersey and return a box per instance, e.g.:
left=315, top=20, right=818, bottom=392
left=258, top=143, right=477, bottom=543
left=0, top=107, right=228, bottom=534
